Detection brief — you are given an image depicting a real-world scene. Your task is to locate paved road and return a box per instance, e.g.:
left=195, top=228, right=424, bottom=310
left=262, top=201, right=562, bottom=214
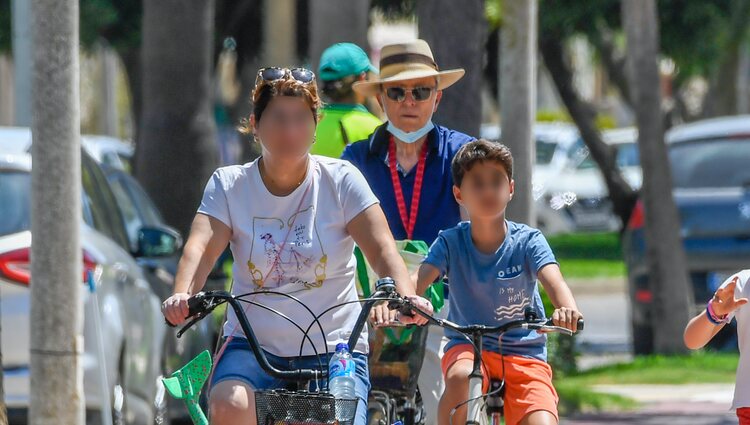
left=569, top=278, right=631, bottom=360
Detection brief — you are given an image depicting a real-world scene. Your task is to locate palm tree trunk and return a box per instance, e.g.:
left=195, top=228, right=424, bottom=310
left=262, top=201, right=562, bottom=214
left=623, top=0, right=692, bottom=355
left=499, top=0, right=538, bottom=225
left=30, top=0, right=84, bottom=422
left=416, top=0, right=485, bottom=138
left=308, top=0, right=370, bottom=70
left=137, top=0, right=218, bottom=236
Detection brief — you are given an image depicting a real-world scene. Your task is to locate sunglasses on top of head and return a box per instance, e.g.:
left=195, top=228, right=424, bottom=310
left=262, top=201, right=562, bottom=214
left=383, top=86, right=436, bottom=103
left=255, top=67, right=316, bottom=86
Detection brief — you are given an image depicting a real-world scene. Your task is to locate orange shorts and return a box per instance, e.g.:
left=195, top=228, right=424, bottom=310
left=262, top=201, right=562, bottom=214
left=441, top=344, right=558, bottom=425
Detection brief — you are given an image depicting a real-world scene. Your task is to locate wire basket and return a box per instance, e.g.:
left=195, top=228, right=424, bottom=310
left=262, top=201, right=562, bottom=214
left=255, top=390, right=358, bottom=425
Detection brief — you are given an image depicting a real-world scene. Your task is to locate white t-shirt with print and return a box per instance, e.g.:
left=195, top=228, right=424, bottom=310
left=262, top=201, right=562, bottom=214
left=723, top=269, right=750, bottom=409
left=198, top=155, right=378, bottom=357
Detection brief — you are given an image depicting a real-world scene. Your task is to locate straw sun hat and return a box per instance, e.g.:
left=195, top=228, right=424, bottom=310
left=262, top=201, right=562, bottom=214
left=352, top=39, right=465, bottom=96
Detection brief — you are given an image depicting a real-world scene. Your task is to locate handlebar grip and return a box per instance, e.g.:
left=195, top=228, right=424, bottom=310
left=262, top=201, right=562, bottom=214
left=164, top=293, right=207, bottom=328
left=543, top=318, right=585, bottom=332
left=187, top=295, right=204, bottom=317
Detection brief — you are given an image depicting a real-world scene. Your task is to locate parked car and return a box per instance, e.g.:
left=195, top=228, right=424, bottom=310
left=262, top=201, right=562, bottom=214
left=101, top=166, right=221, bottom=422
left=82, top=135, right=134, bottom=173
left=622, top=115, right=750, bottom=354
left=479, top=122, right=581, bottom=185
left=0, top=126, right=134, bottom=172
left=0, top=132, right=174, bottom=424
left=480, top=122, right=583, bottom=233
left=538, top=127, right=641, bottom=234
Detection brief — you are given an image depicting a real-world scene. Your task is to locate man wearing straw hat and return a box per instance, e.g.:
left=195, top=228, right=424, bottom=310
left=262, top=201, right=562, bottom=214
left=342, top=39, right=474, bottom=425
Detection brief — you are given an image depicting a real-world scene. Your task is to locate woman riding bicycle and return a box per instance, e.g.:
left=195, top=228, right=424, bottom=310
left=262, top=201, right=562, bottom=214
left=162, top=67, right=432, bottom=425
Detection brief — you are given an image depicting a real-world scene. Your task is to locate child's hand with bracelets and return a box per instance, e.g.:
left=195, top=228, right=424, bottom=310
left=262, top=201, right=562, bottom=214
left=707, top=276, right=749, bottom=325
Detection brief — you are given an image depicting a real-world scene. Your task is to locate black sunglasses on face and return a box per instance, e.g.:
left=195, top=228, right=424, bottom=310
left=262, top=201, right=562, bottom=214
left=256, top=67, right=316, bottom=85
left=384, top=86, right=436, bottom=102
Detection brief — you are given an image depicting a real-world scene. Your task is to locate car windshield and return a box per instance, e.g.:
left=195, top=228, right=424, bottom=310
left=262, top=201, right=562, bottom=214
left=0, top=171, right=31, bottom=236
left=669, top=138, right=750, bottom=189
left=616, top=142, right=640, bottom=167
left=535, top=139, right=557, bottom=165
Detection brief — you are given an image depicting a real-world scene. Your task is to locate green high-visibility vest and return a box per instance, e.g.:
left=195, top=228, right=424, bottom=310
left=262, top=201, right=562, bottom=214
left=312, top=104, right=381, bottom=158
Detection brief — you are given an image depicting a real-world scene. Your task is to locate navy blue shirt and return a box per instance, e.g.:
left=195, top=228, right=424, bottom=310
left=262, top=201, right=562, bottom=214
left=342, top=124, right=474, bottom=244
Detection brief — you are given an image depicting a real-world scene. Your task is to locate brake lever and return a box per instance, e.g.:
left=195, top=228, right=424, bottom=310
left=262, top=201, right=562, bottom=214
left=387, top=298, right=415, bottom=318
left=177, top=314, right=205, bottom=338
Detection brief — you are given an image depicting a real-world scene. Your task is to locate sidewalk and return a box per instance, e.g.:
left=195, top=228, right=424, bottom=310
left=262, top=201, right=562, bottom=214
left=562, top=383, right=737, bottom=425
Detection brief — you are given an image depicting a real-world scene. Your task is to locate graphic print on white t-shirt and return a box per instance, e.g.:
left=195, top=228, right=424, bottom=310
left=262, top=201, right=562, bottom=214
left=197, top=156, right=379, bottom=356
left=247, top=204, right=327, bottom=291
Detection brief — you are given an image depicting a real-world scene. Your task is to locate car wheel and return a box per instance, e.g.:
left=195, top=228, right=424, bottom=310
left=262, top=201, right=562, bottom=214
left=113, top=374, right=127, bottom=425
left=109, top=346, right=132, bottom=425
left=153, top=375, right=168, bottom=424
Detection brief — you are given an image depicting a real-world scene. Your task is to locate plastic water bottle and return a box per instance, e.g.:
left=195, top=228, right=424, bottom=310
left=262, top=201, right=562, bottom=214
left=328, top=343, right=357, bottom=400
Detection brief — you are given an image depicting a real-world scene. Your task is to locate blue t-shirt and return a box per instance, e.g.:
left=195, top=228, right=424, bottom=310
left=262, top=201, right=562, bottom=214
left=423, top=221, right=558, bottom=361
left=341, top=123, right=474, bottom=244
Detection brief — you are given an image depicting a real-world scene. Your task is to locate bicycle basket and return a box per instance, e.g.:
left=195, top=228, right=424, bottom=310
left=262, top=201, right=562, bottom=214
left=255, top=390, right=358, bottom=425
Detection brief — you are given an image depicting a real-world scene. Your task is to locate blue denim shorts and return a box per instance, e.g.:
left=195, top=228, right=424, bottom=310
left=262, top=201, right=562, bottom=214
left=211, top=337, right=370, bottom=425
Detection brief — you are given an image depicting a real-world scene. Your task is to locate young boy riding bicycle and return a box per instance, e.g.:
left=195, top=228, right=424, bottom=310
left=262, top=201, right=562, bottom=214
left=414, top=139, right=583, bottom=425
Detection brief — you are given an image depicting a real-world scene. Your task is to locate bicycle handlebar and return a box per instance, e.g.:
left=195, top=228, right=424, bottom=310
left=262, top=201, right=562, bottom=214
left=166, top=278, right=402, bottom=382
left=388, top=295, right=584, bottom=336
left=165, top=277, right=581, bottom=382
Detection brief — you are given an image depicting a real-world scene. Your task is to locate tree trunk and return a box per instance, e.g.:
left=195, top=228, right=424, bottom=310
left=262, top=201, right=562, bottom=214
left=500, top=0, right=538, bottom=226
left=308, top=0, right=370, bottom=69
left=138, top=0, right=218, bottom=237
left=120, top=47, right=142, bottom=152
left=263, top=0, right=296, bottom=67
left=587, top=25, right=632, bottom=108
left=30, top=0, right=85, bottom=422
left=417, top=0, right=485, bottom=137
left=539, top=36, right=638, bottom=227
left=703, top=44, right=742, bottom=118
left=623, top=0, right=692, bottom=355
left=701, top=0, right=750, bottom=118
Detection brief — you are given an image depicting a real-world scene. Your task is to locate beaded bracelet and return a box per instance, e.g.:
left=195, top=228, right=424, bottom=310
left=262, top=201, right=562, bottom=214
left=706, top=300, right=729, bottom=325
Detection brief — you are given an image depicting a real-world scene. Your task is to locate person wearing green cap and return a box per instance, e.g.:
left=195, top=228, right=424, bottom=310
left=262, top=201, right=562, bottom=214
left=312, top=43, right=382, bottom=158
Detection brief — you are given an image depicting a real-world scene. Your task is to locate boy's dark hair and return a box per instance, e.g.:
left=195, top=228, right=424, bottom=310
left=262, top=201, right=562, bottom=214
left=451, top=139, right=514, bottom=187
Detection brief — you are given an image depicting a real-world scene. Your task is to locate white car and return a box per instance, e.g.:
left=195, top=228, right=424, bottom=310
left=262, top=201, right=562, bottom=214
left=0, top=126, right=134, bottom=172
left=480, top=122, right=583, bottom=233
left=537, top=127, right=642, bottom=234
left=1, top=135, right=175, bottom=424
left=82, top=135, right=134, bottom=172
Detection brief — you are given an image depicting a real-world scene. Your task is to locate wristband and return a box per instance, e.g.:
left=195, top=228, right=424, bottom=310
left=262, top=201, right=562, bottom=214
left=706, top=300, right=729, bottom=325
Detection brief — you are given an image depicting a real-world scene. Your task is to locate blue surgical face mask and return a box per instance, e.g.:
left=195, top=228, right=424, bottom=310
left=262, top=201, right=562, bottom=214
left=386, top=120, right=435, bottom=144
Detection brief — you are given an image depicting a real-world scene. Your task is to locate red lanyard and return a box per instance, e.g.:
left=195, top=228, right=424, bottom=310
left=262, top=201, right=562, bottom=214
left=388, top=135, right=428, bottom=239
